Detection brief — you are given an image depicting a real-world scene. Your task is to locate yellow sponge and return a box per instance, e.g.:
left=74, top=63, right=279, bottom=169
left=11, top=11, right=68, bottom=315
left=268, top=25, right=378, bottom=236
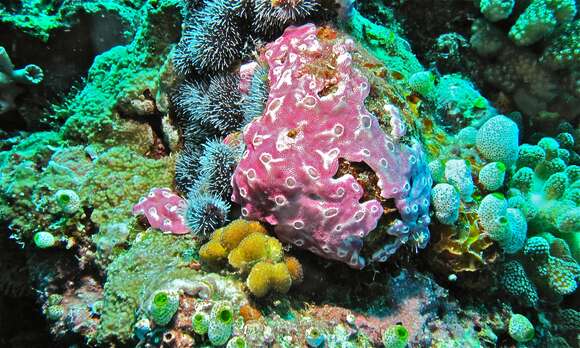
left=246, top=262, right=273, bottom=298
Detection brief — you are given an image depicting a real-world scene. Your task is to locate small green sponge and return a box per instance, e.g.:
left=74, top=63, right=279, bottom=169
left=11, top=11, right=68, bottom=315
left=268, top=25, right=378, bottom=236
left=192, top=311, right=209, bottom=335
left=148, top=290, right=179, bottom=326
left=226, top=336, right=248, bottom=348
left=208, top=302, right=234, bottom=345
left=34, top=231, right=56, bottom=248
left=382, top=324, right=409, bottom=348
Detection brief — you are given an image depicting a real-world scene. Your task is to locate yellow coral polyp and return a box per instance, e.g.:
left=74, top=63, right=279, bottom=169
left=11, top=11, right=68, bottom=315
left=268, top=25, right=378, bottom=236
left=270, top=263, right=292, bottom=294
left=220, top=219, right=266, bottom=252
left=228, top=232, right=283, bottom=271
left=284, top=256, right=304, bottom=284
left=199, top=219, right=303, bottom=297
left=199, top=239, right=228, bottom=264
left=246, top=262, right=273, bottom=298
left=246, top=261, right=293, bottom=297
left=200, top=219, right=269, bottom=266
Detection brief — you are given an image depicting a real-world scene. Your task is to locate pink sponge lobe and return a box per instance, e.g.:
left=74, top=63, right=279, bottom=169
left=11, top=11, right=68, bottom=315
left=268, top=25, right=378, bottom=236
left=132, top=188, right=189, bottom=235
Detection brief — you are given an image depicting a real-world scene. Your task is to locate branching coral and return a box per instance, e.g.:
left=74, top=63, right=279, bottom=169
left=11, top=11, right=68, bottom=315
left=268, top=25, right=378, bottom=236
left=469, top=1, right=579, bottom=126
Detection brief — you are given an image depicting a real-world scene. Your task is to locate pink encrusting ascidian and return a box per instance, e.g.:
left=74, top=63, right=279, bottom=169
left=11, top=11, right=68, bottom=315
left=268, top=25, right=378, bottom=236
left=231, top=24, right=432, bottom=269
left=132, top=188, right=189, bottom=235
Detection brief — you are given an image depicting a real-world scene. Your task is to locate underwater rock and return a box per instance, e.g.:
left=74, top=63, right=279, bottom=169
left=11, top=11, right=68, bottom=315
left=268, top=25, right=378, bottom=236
left=0, top=0, right=578, bottom=347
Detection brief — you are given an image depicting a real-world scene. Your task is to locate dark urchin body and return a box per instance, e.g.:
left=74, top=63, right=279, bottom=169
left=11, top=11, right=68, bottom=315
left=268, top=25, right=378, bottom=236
left=192, top=139, right=243, bottom=201
left=174, top=0, right=247, bottom=75
left=252, top=0, right=319, bottom=36
left=185, top=191, right=230, bottom=240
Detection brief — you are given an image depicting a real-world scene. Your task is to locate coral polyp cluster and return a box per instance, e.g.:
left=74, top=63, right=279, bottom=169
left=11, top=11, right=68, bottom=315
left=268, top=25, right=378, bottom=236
left=199, top=219, right=303, bottom=297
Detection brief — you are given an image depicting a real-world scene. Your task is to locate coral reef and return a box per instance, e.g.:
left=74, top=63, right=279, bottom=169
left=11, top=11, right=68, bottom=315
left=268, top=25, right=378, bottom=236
left=0, top=0, right=577, bottom=347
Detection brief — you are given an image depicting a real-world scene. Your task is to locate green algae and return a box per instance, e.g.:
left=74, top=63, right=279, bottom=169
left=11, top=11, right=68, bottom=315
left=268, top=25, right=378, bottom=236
left=0, top=0, right=182, bottom=248
left=345, top=8, right=423, bottom=79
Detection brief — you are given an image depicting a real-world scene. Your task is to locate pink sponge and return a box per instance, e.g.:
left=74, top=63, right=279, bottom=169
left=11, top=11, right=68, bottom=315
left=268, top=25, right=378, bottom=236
left=132, top=188, right=189, bottom=235
left=231, top=24, right=431, bottom=268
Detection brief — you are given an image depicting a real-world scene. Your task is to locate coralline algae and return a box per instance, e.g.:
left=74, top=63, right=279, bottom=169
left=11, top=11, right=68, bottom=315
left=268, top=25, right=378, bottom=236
left=231, top=24, right=431, bottom=268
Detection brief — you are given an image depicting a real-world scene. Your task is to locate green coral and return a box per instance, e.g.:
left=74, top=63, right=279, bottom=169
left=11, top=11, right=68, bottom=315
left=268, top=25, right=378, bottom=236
left=508, top=0, right=576, bottom=46
left=81, top=146, right=173, bottom=225
left=97, top=230, right=198, bottom=343
left=541, top=18, right=579, bottom=69
left=55, top=0, right=181, bottom=149
left=517, top=144, right=546, bottom=169
left=0, top=132, right=89, bottom=243
left=508, top=314, right=534, bottom=343
left=46, top=304, right=65, bottom=322
left=0, top=0, right=145, bottom=42
left=33, top=231, right=56, bottom=249
left=408, top=71, right=435, bottom=97
left=543, top=172, right=569, bottom=199
left=345, top=8, right=422, bottom=79
left=500, top=261, right=539, bottom=307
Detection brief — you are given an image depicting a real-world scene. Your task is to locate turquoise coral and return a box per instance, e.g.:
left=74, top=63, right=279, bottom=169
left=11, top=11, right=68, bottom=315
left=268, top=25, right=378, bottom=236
left=478, top=162, right=506, bottom=191
left=501, top=260, right=539, bottom=307
left=431, top=183, right=460, bottom=225
left=508, top=314, right=534, bottom=343
left=479, top=0, right=515, bottom=22
left=508, top=0, right=577, bottom=46
left=33, top=231, right=56, bottom=249
left=475, top=115, right=519, bottom=167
